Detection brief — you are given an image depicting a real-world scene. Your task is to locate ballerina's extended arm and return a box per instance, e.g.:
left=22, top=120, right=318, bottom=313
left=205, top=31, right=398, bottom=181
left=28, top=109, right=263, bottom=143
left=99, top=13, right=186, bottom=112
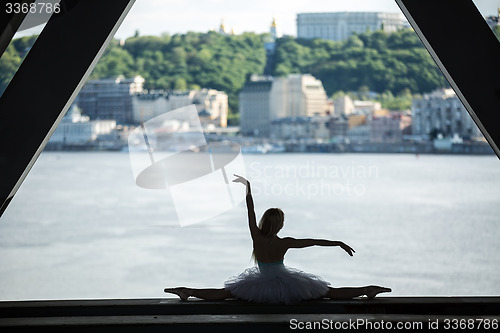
left=282, top=238, right=355, bottom=256
left=233, top=174, right=259, bottom=239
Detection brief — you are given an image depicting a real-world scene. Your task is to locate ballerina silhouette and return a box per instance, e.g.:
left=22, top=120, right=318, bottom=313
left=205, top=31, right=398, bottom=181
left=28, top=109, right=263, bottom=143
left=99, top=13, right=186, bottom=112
left=164, top=174, right=391, bottom=304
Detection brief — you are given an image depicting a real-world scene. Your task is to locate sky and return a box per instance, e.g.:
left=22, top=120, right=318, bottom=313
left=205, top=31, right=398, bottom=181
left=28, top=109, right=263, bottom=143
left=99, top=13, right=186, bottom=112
left=13, top=0, right=500, bottom=39
left=112, top=0, right=500, bottom=40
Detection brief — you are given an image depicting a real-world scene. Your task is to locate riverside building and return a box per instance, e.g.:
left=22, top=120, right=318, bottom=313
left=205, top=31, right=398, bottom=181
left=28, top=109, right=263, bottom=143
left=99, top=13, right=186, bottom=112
left=412, top=88, right=482, bottom=140
left=76, top=76, right=145, bottom=124
left=132, top=89, right=228, bottom=128
left=49, top=105, right=117, bottom=147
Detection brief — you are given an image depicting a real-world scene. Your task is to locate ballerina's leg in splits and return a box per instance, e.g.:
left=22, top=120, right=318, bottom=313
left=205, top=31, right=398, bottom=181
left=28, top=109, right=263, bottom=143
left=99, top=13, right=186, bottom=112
left=164, top=175, right=391, bottom=304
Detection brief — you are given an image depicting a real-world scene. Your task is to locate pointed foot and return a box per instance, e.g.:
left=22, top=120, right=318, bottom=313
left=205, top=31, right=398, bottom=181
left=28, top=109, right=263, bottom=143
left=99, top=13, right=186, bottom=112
left=164, top=287, right=190, bottom=300
left=365, top=286, right=392, bottom=299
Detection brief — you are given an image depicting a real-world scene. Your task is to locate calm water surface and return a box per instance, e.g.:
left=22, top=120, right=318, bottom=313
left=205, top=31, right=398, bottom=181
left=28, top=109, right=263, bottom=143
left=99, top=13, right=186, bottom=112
left=1, top=152, right=499, bottom=300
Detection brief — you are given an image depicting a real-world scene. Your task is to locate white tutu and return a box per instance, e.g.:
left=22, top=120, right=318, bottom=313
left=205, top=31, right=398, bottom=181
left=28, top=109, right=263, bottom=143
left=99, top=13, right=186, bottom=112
left=224, top=260, right=330, bottom=304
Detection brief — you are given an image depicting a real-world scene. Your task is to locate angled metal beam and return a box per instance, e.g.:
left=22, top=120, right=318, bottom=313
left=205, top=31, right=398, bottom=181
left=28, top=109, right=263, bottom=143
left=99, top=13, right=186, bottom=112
left=396, top=0, right=500, bottom=160
left=0, top=0, right=136, bottom=216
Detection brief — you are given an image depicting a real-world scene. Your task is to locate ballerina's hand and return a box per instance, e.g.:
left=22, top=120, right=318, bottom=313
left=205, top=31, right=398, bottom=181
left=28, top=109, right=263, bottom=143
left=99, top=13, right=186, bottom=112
left=232, top=174, right=248, bottom=185
left=340, top=242, right=355, bottom=256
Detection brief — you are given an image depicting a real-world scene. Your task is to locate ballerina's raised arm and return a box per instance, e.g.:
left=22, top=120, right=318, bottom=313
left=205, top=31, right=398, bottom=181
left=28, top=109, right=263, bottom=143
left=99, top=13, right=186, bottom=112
left=232, top=174, right=259, bottom=239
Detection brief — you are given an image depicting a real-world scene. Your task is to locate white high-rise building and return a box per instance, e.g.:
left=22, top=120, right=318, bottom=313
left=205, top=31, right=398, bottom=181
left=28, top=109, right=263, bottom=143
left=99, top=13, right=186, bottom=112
left=271, top=74, right=328, bottom=118
left=297, top=12, right=405, bottom=42
left=239, top=74, right=329, bottom=137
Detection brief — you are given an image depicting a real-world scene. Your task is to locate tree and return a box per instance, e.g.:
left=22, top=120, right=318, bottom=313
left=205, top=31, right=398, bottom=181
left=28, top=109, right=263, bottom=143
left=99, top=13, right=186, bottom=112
left=272, top=28, right=446, bottom=95
left=494, top=26, right=500, bottom=42
left=90, top=47, right=135, bottom=78
left=357, top=85, right=371, bottom=100
left=344, top=34, right=364, bottom=49
left=0, top=44, right=22, bottom=95
left=11, top=35, right=37, bottom=55
left=173, top=77, right=187, bottom=90
left=374, top=88, right=414, bottom=111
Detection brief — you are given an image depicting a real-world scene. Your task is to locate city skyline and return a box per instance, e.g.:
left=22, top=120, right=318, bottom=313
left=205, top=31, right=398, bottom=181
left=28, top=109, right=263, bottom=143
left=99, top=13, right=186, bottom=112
left=14, top=0, right=500, bottom=40
left=114, top=0, right=499, bottom=39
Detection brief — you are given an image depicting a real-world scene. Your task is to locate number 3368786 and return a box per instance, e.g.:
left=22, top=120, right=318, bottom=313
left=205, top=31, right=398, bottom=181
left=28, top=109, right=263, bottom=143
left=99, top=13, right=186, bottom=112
left=6, top=2, right=61, bottom=14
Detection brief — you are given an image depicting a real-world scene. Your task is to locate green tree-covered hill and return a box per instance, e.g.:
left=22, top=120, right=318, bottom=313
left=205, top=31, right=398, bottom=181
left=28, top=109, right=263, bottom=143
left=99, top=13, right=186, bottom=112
left=272, top=29, right=447, bottom=95
left=92, top=31, right=268, bottom=115
left=5, top=27, right=485, bottom=114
